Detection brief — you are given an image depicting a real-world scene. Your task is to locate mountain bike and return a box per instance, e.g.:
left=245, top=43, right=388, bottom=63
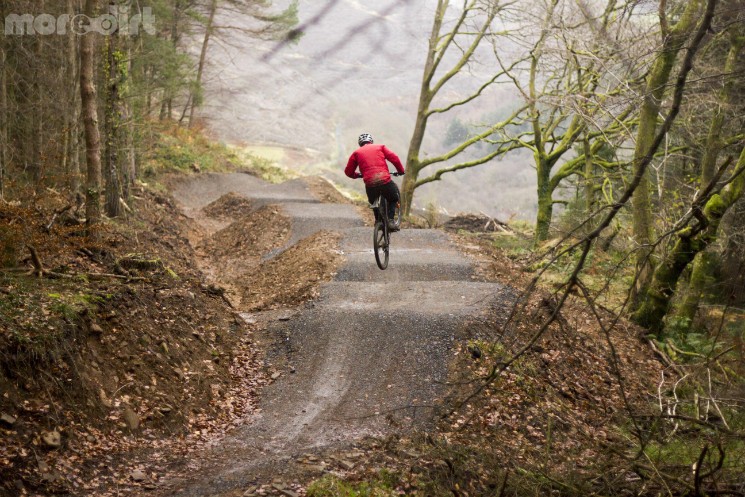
left=370, top=173, right=404, bottom=270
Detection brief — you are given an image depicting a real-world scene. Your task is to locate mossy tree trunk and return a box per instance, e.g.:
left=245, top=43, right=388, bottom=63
left=401, top=82, right=432, bottom=215
left=123, top=39, right=136, bottom=202
left=520, top=1, right=634, bottom=245
left=676, top=32, right=744, bottom=328
left=633, top=145, right=745, bottom=335
left=584, top=134, right=595, bottom=216
left=631, top=0, right=704, bottom=305
left=535, top=157, right=555, bottom=243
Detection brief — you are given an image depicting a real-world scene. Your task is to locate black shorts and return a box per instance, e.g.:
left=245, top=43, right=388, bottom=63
left=365, top=181, right=400, bottom=219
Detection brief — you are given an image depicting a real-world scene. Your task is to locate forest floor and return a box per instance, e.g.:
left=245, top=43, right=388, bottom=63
left=1, top=142, right=682, bottom=496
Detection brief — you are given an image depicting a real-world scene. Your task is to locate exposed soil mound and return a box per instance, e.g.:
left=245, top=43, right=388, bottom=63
left=240, top=231, right=343, bottom=311
left=444, top=213, right=511, bottom=233
left=302, top=176, right=350, bottom=205
left=201, top=205, right=290, bottom=259
left=202, top=192, right=254, bottom=219
left=0, top=186, right=265, bottom=496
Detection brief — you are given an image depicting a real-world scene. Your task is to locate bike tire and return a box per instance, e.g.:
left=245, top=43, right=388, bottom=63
left=373, top=221, right=389, bottom=270
left=374, top=197, right=389, bottom=270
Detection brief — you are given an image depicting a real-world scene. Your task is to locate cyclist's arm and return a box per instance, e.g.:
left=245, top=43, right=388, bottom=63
left=382, top=146, right=405, bottom=174
left=344, top=153, right=361, bottom=179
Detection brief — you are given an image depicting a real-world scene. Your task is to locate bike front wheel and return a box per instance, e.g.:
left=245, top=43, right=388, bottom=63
left=373, top=220, right=389, bottom=270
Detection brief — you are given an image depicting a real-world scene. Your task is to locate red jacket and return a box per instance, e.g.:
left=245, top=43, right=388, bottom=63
left=345, top=144, right=405, bottom=187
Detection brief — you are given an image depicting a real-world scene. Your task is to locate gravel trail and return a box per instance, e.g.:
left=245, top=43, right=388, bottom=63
left=166, top=174, right=510, bottom=495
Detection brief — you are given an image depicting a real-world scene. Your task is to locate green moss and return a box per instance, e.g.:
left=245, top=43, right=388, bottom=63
left=703, top=193, right=727, bottom=218
left=307, top=472, right=400, bottom=497
left=143, top=126, right=244, bottom=176
left=644, top=437, right=745, bottom=472
left=232, top=148, right=295, bottom=183
left=492, top=233, right=531, bottom=253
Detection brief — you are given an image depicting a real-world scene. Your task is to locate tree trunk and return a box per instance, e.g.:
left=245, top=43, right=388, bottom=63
left=584, top=134, right=594, bottom=216
left=104, top=31, right=123, bottom=218
left=80, top=0, right=103, bottom=234
left=631, top=0, right=703, bottom=305
left=160, top=0, right=181, bottom=122
left=401, top=0, right=503, bottom=215
left=65, top=0, right=81, bottom=194
left=123, top=40, right=136, bottom=199
left=188, top=0, right=218, bottom=127
left=676, top=33, right=744, bottom=327
left=633, top=145, right=745, bottom=335
left=535, top=158, right=553, bottom=244
left=0, top=23, right=7, bottom=200
left=401, top=0, right=446, bottom=216
left=402, top=72, right=434, bottom=215
left=32, top=4, right=45, bottom=184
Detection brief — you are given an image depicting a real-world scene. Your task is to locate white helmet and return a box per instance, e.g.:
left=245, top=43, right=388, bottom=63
left=358, top=133, right=374, bottom=146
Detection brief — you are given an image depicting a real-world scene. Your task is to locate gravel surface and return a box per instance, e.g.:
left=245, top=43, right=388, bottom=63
left=165, top=174, right=511, bottom=496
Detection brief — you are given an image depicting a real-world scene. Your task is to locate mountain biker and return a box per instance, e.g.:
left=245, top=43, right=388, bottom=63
left=345, top=133, right=405, bottom=231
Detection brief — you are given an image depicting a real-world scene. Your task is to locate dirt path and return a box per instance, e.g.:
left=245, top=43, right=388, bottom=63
left=165, top=173, right=511, bottom=495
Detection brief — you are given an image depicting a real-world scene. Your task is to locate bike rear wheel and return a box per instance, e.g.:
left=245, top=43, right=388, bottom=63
left=373, top=198, right=389, bottom=270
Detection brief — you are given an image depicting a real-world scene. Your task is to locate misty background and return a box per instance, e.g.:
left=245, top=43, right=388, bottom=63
left=197, top=0, right=538, bottom=220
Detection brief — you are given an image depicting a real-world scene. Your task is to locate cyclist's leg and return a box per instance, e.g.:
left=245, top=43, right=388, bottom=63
left=365, top=184, right=382, bottom=223
left=382, top=181, right=400, bottom=220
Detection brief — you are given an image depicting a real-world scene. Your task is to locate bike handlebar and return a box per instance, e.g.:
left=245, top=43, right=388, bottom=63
left=354, top=172, right=405, bottom=178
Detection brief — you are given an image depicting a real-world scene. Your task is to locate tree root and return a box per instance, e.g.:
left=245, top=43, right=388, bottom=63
left=45, top=271, right=146, bottom=282
left=20, top=245, right=147, bottom=282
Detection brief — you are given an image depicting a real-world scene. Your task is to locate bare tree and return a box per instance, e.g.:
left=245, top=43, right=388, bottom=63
left=499, top=0, right=643, bottom=244
left=61, top=0, right=82, bottom=194
left=0, top=5, right=7, bottom=201
left=104, top=12, right=122, bottom=218
left=188, top=0, right=218, bottom=127
left=401, top=0, right=511, bottom=216
left=80, top=0, right=103, bottom=232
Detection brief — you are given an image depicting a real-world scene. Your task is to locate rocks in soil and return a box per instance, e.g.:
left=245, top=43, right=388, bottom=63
left=38, top=459, right=61, bottom=483
left=0, top=412, right=17, bottom=427
left=89, top=323, right=104, bottom=335
left=122, top=407, right=140, bottom=430
left=99, top=388, right=113, bottom=408
left=41, top=430, right=62, bottom=448
left=270, top=372, right=281, bottom=380
left=130, top=469, right=147, bottom=482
